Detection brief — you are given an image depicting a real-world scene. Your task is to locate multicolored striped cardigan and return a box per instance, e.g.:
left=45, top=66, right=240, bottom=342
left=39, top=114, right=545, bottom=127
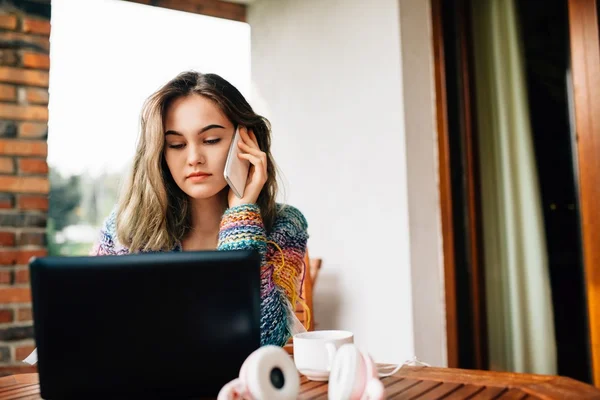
left=90, top=203, right=309, bottom=347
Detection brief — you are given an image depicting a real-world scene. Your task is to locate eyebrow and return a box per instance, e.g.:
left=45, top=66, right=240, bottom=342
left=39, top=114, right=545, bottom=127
left=164, top=124, right=226, bottom=136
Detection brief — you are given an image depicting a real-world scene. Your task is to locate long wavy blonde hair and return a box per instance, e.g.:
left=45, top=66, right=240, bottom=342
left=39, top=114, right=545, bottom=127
left=116, top=71, right=279, bottom=252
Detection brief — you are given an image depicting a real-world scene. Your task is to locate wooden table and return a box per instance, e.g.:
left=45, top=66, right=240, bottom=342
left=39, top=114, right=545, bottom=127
left=1, top=365, right=599, bottom=399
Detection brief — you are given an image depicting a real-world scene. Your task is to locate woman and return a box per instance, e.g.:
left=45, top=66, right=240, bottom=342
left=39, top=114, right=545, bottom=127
left=91, top=71, right=309, bottom=347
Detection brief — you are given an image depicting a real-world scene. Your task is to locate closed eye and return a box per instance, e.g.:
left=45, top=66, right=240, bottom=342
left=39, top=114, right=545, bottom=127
left=167, top=143, right=185, bottom=149
left=204, top=138, right=221, bottom=145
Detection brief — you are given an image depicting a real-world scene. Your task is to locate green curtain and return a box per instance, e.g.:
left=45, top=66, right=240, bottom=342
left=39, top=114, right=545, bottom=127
left=471, top=0, right=557, bottom=375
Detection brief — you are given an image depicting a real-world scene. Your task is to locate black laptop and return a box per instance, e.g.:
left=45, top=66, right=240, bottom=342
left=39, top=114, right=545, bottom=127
left=29, top=250, right=261, bottom=399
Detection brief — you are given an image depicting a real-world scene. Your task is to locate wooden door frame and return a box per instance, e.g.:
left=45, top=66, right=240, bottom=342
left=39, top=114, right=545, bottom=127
left=431, top=0, right=459, bottom=369
left=431, top=0, right=488, bottom=370
left=453, top=0, right=487, bottom=371
left=568, top=0, right=600, bottom=387
left=434, top=0, right=600, bottom=377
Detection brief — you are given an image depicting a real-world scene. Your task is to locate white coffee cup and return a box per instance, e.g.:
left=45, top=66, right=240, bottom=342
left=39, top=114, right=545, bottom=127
left=292, top=330, right=354, bottom=381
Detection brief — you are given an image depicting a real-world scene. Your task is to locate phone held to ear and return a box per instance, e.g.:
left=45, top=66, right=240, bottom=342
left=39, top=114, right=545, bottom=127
left=224, top=126, right=250, bottom=199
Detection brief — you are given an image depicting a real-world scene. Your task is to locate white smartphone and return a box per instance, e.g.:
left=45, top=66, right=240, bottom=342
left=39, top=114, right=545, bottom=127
left=224, top=126, right=250, bottom=198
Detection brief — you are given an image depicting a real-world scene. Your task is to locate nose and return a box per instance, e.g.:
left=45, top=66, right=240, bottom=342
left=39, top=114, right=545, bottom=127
left=186, top=143, right=206, bottom=165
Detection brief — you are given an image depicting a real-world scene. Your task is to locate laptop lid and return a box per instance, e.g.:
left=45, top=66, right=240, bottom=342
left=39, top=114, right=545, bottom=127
left=29, top=250, right=261, bottom=399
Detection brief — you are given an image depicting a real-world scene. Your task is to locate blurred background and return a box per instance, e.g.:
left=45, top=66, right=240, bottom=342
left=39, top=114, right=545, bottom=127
left=1, top=0, right=600, bottom=387
left=47, top=0, right=251, bottom=257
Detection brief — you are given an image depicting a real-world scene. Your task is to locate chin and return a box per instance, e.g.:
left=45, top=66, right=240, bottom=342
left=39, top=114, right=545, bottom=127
left=183, top=184, right=227, bottom=200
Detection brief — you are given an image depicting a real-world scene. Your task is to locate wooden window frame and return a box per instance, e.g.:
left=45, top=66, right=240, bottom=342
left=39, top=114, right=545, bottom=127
left=568, top=0, right=600, bottom=387
left=124, top=0, right=247, bottom=22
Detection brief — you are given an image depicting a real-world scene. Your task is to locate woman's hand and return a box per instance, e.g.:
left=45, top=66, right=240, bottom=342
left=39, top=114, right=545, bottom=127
left=228, top=126, right=268, bottom=208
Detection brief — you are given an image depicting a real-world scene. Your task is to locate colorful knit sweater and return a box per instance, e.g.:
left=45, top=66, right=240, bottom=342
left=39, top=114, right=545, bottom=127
left=90, top=203, right=309, bottom=347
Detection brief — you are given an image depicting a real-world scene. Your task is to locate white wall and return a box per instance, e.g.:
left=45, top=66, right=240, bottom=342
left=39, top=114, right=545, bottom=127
left=399, top=0, right=447, bottom=367
left=249, top=0, right=445, bottom=365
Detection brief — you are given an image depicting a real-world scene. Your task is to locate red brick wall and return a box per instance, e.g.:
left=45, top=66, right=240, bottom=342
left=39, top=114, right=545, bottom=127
left=0, top=1, right=50, bottom=372
left=0, top=0, right=244, bottom=374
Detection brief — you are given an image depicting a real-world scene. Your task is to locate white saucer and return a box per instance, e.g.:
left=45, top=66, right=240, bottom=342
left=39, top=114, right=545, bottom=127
left=298, top=368, right=330, bottom=381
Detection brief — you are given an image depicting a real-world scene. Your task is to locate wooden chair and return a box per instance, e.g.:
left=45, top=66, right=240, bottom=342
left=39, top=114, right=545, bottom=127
left=284, top=250, right=322, bottom=354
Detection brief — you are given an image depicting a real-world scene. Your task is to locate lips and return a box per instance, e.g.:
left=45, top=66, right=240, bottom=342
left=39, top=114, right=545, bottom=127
left=186, top=172, right=211, bottom=182
left=187, top=172, right=211, bottom=179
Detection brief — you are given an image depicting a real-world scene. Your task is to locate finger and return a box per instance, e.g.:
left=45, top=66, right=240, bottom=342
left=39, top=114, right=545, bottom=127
left=239, top=127, right=259, bottom=149
left=238, top=139, right=265, bottom=158
left=248, top=129, right=260, bottom=147
left=239, top=148, right=267, bottom=173
left=239, top=126, right=251, bottom=143
left=238, top=153, right=266, bottom=175
left=235, top=126, right=248, bottom=146
left=238, top=152, right=262, bottom=165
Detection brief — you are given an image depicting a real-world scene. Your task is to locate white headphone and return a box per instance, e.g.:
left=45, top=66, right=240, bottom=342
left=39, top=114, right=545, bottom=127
left=218, top=344, right=386, bottom=400
left=328, top=344, right=386, bottom=400
left=217, top=346, right=300, bottom=400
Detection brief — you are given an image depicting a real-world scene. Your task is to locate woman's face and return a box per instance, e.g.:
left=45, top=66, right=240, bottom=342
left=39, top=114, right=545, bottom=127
left=163, top=94, right=234, bottom=200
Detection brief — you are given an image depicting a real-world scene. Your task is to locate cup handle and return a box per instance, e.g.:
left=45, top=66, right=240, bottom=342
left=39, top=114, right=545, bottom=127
left=325, top=342, right=337, bottom=371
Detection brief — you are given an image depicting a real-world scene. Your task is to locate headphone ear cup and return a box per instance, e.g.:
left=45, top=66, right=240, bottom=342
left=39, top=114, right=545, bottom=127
left=328, top=344, right=365, bottom=400
left=364, top=378, right=386, bottom=400
left=361, top=352, right=377, bottom=379
left=218, top=348, right=262, bottom=400
left=243, top=345, right=299, bottom=400
left=328, top=344, right=387, bottom=400
left=217, top=378, right=246, bottom=400
left=361, top=353, right=385, bottom=400
left=360, top=352, right=386, bottom=400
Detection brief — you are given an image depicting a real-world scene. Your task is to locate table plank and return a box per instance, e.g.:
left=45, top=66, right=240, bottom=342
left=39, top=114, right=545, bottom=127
left=385, top=378, right=422, bottom=397
left=298, top=381, right=329, bottom=399
left=522, top=377, right=600, bottom=400
left=388, top=380, right=441, bottom=399
left=414, top=382, right=463, bottom=399
left=497, top=388, right=531, bottom=400
left=0, top=378, right=18, bottom=390
left=469, top=387, right=508, bottom=399
left=10, top=396, right=41, bottom=400
left=0, top=386, right=41, bottom=400
left=306, top=393, right=327, bottom=400
left=441, top=384, right=486, bottom=399
left=0, top=365, right=598, bottom=399
left=0, top=384, right=39, bottom=395
left=396, top=366, right=550, bottom=387
left=298, top=379, right=327, bottom=394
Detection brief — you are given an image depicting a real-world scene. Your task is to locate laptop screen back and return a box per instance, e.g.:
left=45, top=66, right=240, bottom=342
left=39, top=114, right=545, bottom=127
left=30, top=250, right=261, bottom=399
